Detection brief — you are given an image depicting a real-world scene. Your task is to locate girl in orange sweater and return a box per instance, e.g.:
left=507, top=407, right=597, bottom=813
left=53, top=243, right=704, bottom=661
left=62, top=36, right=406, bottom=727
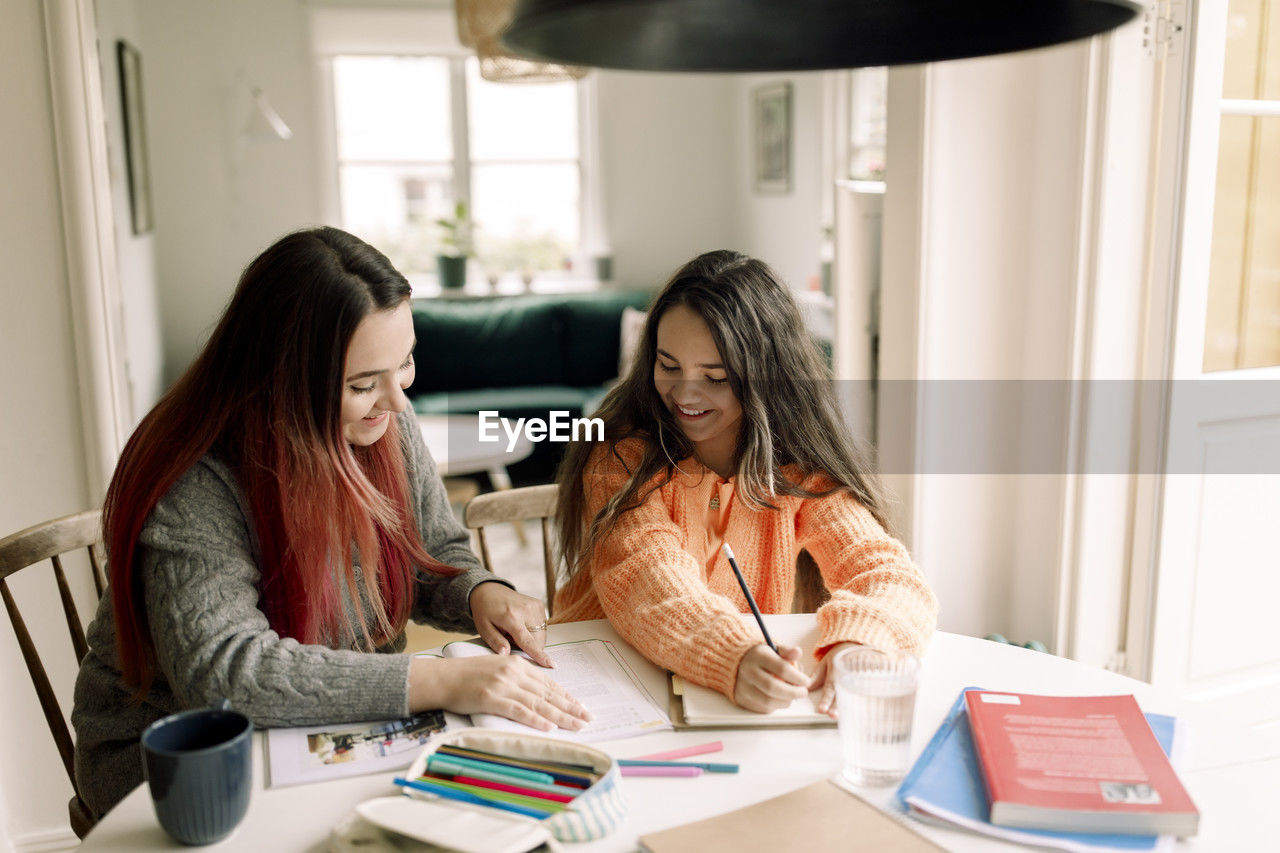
left=553, top=250, right=937, bottom=715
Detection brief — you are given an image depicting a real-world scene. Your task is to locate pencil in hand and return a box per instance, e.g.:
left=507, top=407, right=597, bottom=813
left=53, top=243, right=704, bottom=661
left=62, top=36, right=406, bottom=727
left=721, top=543, right=778, bottom=653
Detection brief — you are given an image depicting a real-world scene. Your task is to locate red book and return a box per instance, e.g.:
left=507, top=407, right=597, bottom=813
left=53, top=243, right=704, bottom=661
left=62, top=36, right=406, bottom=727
left=964, top=691, right=1199, bottom=837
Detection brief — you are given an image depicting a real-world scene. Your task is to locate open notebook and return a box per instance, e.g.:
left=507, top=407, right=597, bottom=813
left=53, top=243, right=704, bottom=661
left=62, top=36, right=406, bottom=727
left=442, top=638, right=671, bottom=742
left=670, top=613, right=837, bottom=728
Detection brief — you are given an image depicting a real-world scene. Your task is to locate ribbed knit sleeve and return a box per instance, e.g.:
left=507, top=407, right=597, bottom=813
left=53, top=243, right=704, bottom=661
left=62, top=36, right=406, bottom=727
left=139, top=458, right=417, bottom=724
left=794, top=481, right=938, bottom=658
left=582, top=442, right=760, bottom=699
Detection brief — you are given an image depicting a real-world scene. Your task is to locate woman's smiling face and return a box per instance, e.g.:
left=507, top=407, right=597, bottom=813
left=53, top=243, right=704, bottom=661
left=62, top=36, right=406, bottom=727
left=653, top=303, right=743, bottom=475
left=340, top=300, right=416, bottom=446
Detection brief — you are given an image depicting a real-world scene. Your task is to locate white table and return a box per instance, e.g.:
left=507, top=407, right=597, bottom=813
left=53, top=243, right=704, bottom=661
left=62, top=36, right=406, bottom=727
left=417, top=413, right=535, bottom=488
left=79, top=622, right=1278, bottom=851
left=419, top=413, right=537, bottom=544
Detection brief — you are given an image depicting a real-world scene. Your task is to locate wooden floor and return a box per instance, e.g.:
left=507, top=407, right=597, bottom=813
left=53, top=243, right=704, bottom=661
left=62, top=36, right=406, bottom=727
left=404, top=622, right=472, bottom=652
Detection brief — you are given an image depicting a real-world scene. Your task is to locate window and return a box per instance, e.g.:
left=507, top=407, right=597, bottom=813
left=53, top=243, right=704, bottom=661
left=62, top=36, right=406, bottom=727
left=1203, top=0, right=1280, bottom=371
left=331, top=55, right=581, bottom=291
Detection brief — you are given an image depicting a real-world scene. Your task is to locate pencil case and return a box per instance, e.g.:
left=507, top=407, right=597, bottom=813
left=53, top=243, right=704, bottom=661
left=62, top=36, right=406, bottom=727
left=349, top=727, right=626, bottom=850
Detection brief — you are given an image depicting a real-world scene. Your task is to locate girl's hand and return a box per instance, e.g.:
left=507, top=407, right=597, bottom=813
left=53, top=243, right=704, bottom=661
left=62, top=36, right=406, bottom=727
left=409, top=654, right=591, bottom=732
left=732, top=644, right=811, bottom=713
left=811, top=641, right=861, bottom=717
left=469, top=581, right=553, bottom=668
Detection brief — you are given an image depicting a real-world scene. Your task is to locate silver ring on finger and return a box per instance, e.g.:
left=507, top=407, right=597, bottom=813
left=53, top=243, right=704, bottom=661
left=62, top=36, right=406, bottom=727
left=527, top=621, right=548, bottom=632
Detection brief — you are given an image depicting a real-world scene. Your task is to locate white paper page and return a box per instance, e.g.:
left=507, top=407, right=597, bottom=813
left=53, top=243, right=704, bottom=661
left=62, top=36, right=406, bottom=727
left=443, top=638, right=671, bottom=742
left=678, top=613, right=835, bottom=725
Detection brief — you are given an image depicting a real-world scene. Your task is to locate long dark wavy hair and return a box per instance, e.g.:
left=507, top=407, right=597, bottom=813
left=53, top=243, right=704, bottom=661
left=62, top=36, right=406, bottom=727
left=105, top=226, right=454, bottom=693
left=554, top=249, right=889, bottom=580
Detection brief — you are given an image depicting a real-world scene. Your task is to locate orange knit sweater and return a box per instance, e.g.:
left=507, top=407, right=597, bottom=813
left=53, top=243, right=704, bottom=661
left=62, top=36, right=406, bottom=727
left=553, top=439, right=939, bottom=699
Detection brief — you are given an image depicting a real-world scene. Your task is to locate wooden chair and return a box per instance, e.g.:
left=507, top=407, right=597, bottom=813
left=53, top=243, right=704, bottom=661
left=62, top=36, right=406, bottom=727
left=461, top=484, right=831, bottom=619
left=464, top=484, right=558, bottom=616
left=0, top=510, right=106, bottom=838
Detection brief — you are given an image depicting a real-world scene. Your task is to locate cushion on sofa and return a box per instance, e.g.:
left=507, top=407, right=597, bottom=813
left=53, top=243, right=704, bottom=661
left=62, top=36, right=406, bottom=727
left=558, top=291, right=651, bottom=387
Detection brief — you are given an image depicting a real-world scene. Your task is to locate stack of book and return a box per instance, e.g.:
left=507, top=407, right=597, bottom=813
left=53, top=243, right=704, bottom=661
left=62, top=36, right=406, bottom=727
left=896, top=688, right=1199, bottom=852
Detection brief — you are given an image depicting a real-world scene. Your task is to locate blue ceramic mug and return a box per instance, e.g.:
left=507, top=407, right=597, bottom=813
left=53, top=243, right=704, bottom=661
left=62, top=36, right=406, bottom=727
left=141, top=701, right=252, bottom=845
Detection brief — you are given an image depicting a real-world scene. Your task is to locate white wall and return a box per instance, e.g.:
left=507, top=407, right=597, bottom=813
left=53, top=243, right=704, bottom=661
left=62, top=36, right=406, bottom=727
left=903, top=43, right=1092, bottom=647
left=138, top=0, right=322, bottom=382
left=595, top=71, right=740, bottom=289
left=730, top=72, right=826, bottom=293
left=0, top=3, right=96, bottom=849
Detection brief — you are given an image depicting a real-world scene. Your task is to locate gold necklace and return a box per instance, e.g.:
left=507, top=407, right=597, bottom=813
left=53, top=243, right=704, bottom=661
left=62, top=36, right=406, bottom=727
left=709, top=494, right=720, bottom=510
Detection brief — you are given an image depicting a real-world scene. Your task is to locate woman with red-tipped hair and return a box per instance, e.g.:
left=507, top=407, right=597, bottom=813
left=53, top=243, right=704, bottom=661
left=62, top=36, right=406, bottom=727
left=71, top=227, right=588, bottom=818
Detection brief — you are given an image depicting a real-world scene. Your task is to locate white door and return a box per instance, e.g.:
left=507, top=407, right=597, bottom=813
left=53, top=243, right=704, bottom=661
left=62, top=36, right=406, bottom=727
left=1132, top=0, right=1280, bottom=734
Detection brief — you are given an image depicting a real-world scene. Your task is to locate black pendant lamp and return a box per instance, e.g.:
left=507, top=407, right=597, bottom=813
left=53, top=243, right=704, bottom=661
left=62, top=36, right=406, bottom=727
left=501, top=0, right=1144, bottom=72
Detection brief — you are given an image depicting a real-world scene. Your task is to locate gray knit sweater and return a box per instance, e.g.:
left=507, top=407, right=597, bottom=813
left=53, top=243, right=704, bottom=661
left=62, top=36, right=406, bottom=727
left=71, top=411, right=500, bottom=818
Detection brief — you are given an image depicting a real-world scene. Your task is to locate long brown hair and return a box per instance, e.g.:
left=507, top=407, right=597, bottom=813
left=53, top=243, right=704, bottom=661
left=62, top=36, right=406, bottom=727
left=555, top=249, right=889, bottom=579
left=105, top=226, right=453, bottom=692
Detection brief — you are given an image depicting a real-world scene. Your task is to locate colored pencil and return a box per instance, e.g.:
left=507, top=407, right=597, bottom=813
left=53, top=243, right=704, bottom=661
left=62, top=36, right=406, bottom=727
left=428, top=757, right=584, bottom=796
left=722, top=543, right=777, bottom=652
left=427, top=754, right=554, bottom=786
left=393, top=777, right=554, bottom=819
left=434, top=744, right=596, bottom=786
left=453, top=774, right=578, bottom=804
left=634, top=741, right=724, bottom=761
left=436, top=743, right=598, bottom=776
left=617, top=759, right=738, bottom=773
left=417, top=775, right=569, bottom=812
left=620, top=765, right=702, bottom=777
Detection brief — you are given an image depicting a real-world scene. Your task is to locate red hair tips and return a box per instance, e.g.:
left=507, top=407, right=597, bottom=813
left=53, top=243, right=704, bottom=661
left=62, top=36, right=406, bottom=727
left=105, top=228, right=457, bottom=692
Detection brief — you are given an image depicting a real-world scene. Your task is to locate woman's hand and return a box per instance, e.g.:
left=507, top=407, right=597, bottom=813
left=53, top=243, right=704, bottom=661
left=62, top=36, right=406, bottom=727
left=409, top=654, right=591, bottom=732
left=469, top=581, right=553, bottom=668
left=732, top=644, right=811, bottom=713
left=811, top=641, right=861, bottom=717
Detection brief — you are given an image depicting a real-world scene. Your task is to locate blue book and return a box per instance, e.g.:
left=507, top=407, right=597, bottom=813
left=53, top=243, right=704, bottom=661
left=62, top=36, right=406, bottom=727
left=895, top=688, right=1175, bottom=853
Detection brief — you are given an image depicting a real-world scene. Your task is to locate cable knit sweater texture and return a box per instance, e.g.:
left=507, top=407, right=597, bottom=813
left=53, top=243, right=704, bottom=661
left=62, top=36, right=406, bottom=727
left=71, top=410, right=498, bottom=818
left=553, top=439, right=938, bottom=699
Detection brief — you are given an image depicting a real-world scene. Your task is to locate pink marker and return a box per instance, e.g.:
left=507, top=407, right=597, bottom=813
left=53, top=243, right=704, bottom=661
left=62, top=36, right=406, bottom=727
left=634, top=741, right=724, bottom=762
left=620, top=765, right=702, bottom=778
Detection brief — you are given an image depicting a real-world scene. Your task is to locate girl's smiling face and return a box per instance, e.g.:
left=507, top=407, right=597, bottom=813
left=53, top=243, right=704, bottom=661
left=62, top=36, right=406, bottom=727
left=653, top=303, right=743, bottom=476
left=340, top=300, right=416, bottom=446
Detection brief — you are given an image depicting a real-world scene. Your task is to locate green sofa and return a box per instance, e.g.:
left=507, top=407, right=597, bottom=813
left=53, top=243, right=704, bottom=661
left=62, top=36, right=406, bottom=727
left=408, top=289, right=651, bottom=485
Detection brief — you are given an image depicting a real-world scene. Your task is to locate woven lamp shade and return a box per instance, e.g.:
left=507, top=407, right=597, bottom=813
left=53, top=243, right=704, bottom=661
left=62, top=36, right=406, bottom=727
left=456, top=0, right=587, bottom=83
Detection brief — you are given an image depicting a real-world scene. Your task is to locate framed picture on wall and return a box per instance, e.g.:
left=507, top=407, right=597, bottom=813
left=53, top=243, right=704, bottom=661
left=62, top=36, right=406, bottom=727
left=117, top=40, right=154, bottom=234
left=753, top=82, right=792, bottom=193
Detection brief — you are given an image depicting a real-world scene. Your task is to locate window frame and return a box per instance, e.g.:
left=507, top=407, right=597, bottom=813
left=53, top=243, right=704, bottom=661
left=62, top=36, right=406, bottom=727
left=316, top=51, right=600, bottom=293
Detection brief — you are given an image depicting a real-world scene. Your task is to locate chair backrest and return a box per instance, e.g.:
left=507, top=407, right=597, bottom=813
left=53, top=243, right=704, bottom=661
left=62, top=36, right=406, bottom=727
left=461, top=485, right=832, bottom=618
left=0, top=509, right=105, bottom=836
left=463, top=484, right=559, bottom=615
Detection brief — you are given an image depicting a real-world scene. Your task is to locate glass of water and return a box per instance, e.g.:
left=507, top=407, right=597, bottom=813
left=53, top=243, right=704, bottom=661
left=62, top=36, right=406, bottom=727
left=833, top=646, right=920, bottom=786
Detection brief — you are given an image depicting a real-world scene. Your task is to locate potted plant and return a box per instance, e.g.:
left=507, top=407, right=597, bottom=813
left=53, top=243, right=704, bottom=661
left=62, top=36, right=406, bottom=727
left=435, top=200, right=473, bottom=290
